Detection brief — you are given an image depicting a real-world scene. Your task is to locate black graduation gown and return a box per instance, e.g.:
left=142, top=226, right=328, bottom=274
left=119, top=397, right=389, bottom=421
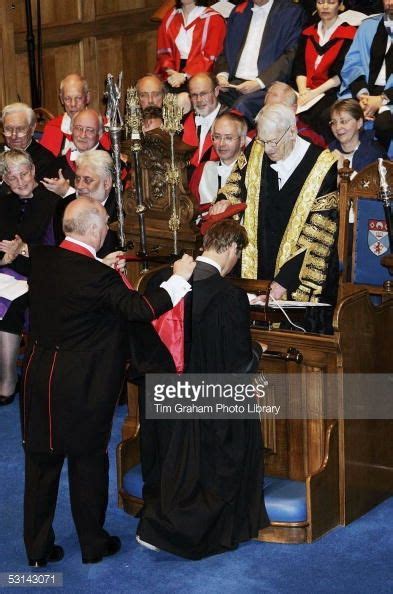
left=22, top=245, right=173, bottom=455
left=0, top=185, right=59, bottom=333
left=137, top=262, right=269, bottom=559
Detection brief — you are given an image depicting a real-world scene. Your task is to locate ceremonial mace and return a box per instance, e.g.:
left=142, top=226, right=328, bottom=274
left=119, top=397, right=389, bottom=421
left=125, top=87, right=149, bottom=269
left=162, top=94, right=183, bottom=256
left=104, top=72, right=126, bottom=250
left=378, top=158, right=393, bottom=254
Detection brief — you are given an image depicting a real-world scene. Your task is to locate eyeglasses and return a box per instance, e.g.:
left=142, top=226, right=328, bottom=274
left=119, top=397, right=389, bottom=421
left=190, top=91, right=214, bottom=101
left=259, top=125, right=291, bottom=148
left=3, top=126, right=30, bottom=137
left=73, top=125, right=98, bottom=136
left=329, top=117, right=355, bottom=127
left=211, top=134, right=241, bottom=143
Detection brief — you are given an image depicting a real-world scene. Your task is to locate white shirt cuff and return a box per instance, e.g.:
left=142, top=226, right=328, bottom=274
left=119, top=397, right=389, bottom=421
left=63, top=187, right=76, bottom=198
left=160, top=274, right=191, bottom=306
left=255, top=77, right=265, bottom=90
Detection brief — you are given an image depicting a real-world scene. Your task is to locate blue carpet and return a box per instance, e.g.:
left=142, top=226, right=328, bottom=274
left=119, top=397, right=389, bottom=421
left=1, top=396, right=392, bottom=594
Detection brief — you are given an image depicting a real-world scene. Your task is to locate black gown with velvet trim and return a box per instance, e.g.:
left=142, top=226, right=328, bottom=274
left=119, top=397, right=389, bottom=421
left=137, top=262, right=269, bottom=559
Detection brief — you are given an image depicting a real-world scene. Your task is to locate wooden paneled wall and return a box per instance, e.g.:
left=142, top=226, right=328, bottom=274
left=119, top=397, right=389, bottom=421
left=0, top=0, right=161, bottom=115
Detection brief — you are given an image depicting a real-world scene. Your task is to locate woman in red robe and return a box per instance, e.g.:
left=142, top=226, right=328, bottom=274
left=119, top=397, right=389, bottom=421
left=155, top=0, right=226, bottom=91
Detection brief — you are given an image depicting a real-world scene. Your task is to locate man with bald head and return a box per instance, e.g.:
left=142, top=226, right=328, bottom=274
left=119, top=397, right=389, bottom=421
left=183, top=72, right=223, bottom=168
left=40, top=74, right=110, bottom=156
left=22, top=196, right=195, bottom=566
left=136, top=74, right=165, bottom=110
left=42, top=109, right=106, bottom=197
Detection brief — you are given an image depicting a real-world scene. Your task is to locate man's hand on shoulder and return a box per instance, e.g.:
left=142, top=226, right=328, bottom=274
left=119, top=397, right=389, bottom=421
left=173, top=254, right=196, bottom=281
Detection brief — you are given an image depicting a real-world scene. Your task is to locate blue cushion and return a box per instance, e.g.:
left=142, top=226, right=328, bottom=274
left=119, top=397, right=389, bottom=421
left=123, top=464, right=143, bottom=499
left=123, top=466, right=307, bottom=523
left=353, top=199, right=391, bottom=286
left=263, top=476, right=307, bottom=523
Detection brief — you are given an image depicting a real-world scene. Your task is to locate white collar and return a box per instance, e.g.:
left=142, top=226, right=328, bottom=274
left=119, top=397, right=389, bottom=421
left=195, top=103, right=221, bottom=127
left=317, top=17, right=341, bottom=44
left=64, top=236, right=97, bottom=258
left=252, top=0, right=273, bottom=14
left=70, top=142, right=99, bottom=161
left=181, top=5, right=205, bottom=25
left=217, top=159, right=237, bottom=171
left=196, top=255, right=222, bottom=273
left=61, top=113, right=72, bottom=134
left=270, top=136, right=310, bottom=184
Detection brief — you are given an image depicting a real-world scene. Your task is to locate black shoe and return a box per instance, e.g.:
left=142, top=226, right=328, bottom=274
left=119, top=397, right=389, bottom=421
left=28, top=544, right=64, bottom=567
left=82, top=536, right=121, bottom=564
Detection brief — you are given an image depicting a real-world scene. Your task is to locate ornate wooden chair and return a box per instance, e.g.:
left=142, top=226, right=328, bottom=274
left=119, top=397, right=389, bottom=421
left=337, top=159, right=393, bottom=302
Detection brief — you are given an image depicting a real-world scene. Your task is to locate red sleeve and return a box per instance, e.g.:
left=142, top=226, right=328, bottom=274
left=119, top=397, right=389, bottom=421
left=155, top=9, right=177, bottom=75
left=186, top=13, right=227, bottom=76
left=40, top=116, right=64, bottom=156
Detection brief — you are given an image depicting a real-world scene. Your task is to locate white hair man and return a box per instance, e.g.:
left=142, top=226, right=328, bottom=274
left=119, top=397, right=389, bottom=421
left=1, top=103, right=56, bottom=197
left=53, top=150, right=120, bottom=258
left=39, top=74, right=111, bottom=156
left=210, top=103, right=339, bottom=327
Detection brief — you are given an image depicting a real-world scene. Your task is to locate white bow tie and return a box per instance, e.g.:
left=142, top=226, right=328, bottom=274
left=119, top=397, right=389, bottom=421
left=195, top=115, right=207, bottom=127
left=216, top=163, right=229, bottom=177
left=69, top=148, right=80, bottom=162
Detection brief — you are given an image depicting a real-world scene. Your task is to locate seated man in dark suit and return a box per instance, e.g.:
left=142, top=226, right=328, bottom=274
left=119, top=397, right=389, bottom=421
left=215, top=0, right=305, bottom=123
left=0, top=103, right=56, bottom=198
left=22, top=196, right=195, bottom=567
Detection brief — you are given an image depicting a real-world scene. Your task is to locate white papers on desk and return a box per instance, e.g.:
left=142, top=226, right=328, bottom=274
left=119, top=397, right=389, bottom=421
left=296, top=93, right=325, bottom=115
left=0, top=273, right=28, bottom=303
left=247, top=293, right=331, bottom=308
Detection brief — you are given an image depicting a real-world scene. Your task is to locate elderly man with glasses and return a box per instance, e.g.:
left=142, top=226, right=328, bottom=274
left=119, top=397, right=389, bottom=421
left=182, top=72, right=226, bottom=169
left=1, top=103, right=56, bottom=198
left=41, top=109, right=109, bottom=198
left=210, top=103, right=339, bottom=328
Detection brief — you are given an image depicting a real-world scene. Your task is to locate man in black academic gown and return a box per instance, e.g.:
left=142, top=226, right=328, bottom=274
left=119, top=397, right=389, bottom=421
left=211, top=102, right=339, bottom=331
left=0, top=102, right=56, bottom=198
left=22, top=197, right=195, bottom=566
left=137, top=220, right=269, bottom=559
